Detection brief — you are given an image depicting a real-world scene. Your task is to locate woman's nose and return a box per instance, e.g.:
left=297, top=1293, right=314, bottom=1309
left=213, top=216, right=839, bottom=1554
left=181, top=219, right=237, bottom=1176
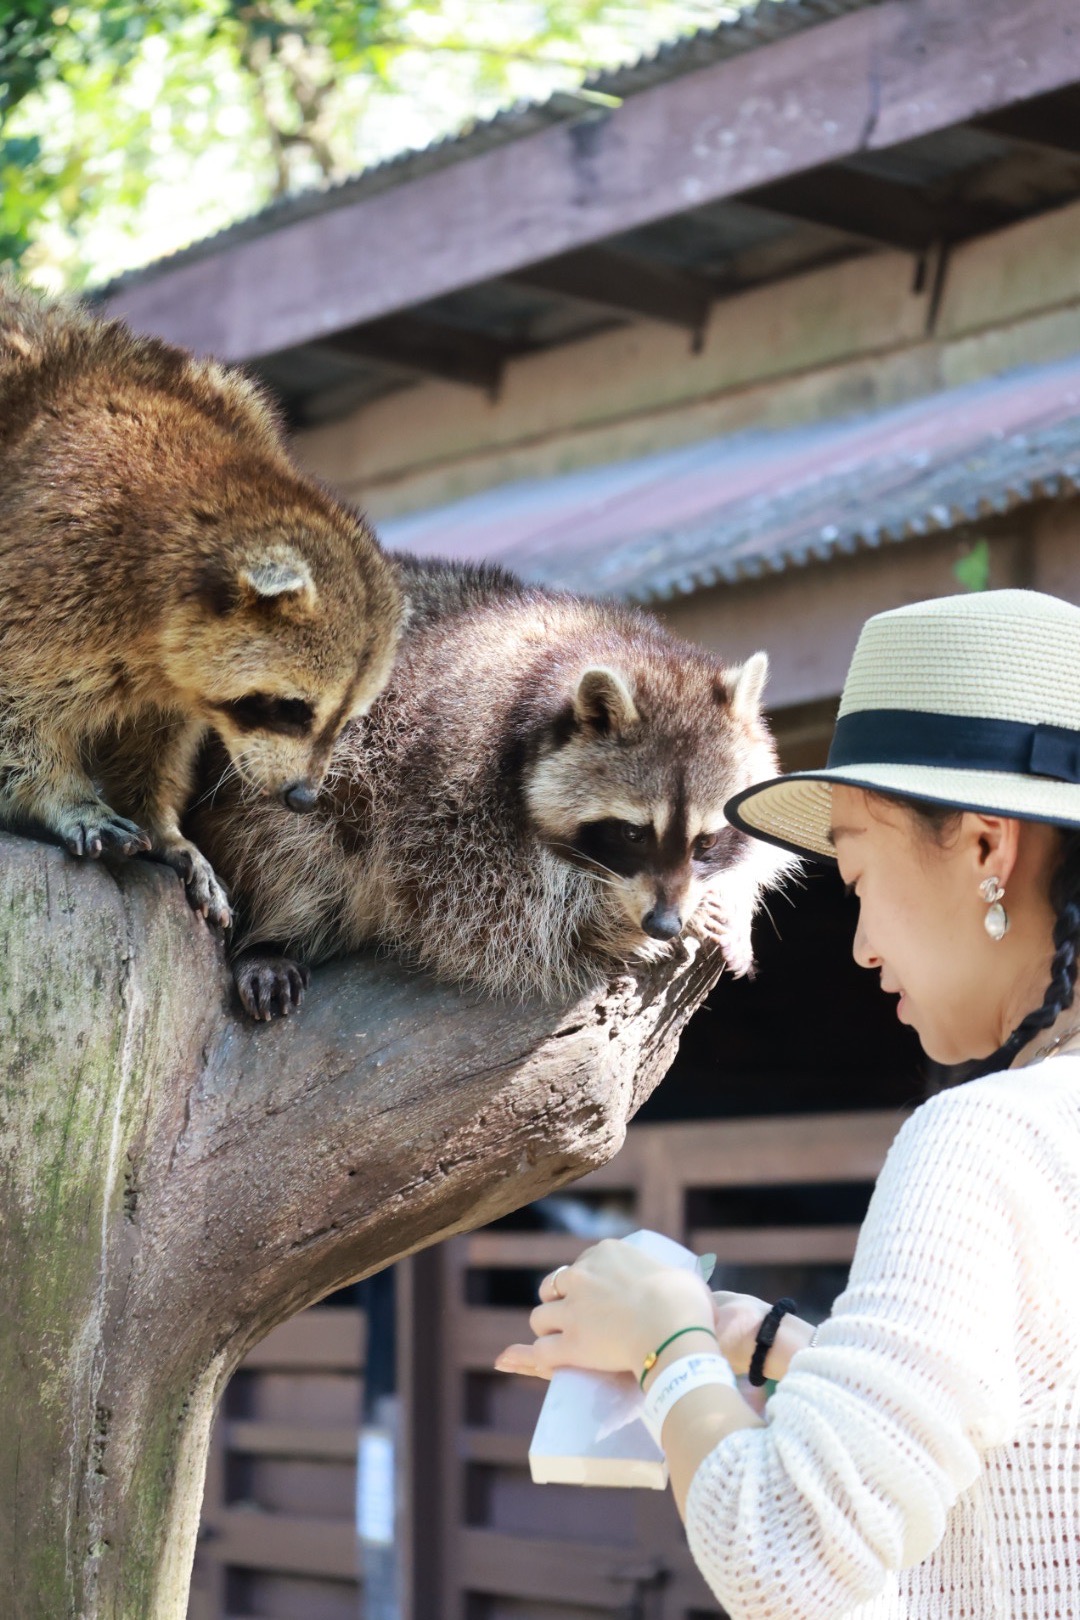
left=852, top=918, right=880, bottom=970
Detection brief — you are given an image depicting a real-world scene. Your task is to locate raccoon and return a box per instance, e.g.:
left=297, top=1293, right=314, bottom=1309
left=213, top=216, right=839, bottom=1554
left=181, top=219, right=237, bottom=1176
left=189, top=557, right=787, bottom=1016
left=0, top=283, right=402, bottom=926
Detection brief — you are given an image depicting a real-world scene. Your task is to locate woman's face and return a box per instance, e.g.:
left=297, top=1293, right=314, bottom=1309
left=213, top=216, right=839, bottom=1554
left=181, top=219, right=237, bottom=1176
left=829, top=784, right=1056, bottom=1066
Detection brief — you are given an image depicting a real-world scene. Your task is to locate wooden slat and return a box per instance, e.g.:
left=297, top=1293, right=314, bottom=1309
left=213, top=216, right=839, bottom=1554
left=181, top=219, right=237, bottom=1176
left=689, top=1223, right=862, bottom=1265
left=580, top=1112, right=904, bottom=1191
left=205, top=1509, right=361, bottom=1581
left=462, top=1528, right=661, bottom=1609
left=242, top=1309, right=365, bottom=1371
left=465, top=1224, right=860, bottom=1272
left=458, top=1308, right=533, bottom=1370
left=104, top=0, right=1080, bottom=361
left=223, top=1419, right=358, bottom=1461
left=459, top=1428, right=530, bottom=1466
left=464, top=1232, right=592, bottom=1269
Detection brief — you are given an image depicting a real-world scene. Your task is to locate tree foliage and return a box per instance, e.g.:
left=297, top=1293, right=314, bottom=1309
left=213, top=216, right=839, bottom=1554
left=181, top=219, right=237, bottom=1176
left=1, top=0, right=726, bottom=286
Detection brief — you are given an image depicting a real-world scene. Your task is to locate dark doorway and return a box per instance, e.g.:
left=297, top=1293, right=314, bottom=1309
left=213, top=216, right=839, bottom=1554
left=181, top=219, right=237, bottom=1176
left=639, top=860, right=925, bottom=1121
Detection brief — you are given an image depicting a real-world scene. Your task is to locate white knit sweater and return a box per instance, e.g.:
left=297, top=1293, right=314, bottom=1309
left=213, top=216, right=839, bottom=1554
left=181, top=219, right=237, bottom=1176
left=685, top=1058, right=1080, bottom=1620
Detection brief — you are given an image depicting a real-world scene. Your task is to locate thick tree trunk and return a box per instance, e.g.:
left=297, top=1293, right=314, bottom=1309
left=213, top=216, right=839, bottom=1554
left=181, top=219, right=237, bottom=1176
left=0, top=829, right=725, bottom=1619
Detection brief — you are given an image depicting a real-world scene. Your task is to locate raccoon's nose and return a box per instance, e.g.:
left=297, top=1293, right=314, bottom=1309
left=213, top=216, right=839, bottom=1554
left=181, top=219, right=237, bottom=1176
left=282, top=779, right=319, bottom=813
left=642, top=905, right=683, bottom=941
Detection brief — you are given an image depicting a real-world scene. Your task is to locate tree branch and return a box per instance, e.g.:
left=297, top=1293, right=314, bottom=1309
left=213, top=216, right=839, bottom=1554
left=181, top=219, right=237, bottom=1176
left=0, top=828, right=724, bottom=1617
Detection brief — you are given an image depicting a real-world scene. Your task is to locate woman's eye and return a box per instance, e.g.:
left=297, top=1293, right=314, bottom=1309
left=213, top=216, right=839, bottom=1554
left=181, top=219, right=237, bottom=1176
left=621, top=822, right=646, bottom=844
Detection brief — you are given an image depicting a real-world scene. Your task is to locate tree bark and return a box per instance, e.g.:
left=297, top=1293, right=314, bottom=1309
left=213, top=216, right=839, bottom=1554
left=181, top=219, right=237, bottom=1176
left=0, top=829, right=725, bottom=1619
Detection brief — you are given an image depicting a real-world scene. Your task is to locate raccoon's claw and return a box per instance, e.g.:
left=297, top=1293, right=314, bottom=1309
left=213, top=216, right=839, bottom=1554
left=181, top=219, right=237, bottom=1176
left=59, top=805, right=153, bottom=860
left=234, top=952, right=311, bottom=1021
left=158, top=841, right=232, bottom=930
left=689, top=890, right=757, bottom=979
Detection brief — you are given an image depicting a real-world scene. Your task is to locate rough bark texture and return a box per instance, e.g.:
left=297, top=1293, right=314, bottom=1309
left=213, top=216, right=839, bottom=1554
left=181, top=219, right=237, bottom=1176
left=0, top=829, right=725, bottom=1619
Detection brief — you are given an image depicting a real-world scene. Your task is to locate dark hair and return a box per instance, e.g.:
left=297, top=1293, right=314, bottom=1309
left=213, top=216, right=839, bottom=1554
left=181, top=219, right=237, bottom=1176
left=873, top=793, right=1080, bottom=1075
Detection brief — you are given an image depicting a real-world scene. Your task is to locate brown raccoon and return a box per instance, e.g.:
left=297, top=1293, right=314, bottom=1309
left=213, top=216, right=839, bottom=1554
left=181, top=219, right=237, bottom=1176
left=189, top=556, right=789, bottom=1016
left=0, top=283, right=402, bottom=925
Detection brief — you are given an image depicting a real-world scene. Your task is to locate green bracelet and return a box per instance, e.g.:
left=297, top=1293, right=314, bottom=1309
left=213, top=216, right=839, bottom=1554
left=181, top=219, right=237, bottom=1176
left=639, top=1325, right=717, bottom=1388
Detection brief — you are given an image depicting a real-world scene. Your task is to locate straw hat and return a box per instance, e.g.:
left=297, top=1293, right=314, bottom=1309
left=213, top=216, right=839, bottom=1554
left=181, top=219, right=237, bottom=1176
left=725, top=589, right=1080, bottom=861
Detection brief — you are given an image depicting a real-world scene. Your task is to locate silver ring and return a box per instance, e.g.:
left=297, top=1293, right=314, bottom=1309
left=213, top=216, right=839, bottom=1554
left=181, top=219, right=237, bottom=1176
left=551, top=1265, right=570, bottom=1299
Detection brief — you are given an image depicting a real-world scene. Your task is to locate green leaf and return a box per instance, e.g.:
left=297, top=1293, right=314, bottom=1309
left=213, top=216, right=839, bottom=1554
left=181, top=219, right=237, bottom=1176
left=952, top=538, right=992, bottom=593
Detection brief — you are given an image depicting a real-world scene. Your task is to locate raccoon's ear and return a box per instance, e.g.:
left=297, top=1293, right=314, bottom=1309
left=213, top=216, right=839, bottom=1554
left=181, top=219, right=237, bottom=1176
left=722, top=651, right=769, bottom=719
left=238, top=552, right=318, bottom=612
left=572, top=667, right=640, bottom=735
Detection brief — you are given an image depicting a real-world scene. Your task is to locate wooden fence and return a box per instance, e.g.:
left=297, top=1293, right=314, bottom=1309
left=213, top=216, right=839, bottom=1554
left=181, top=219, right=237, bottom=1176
left=188, top=1306, right=366, bottom=1620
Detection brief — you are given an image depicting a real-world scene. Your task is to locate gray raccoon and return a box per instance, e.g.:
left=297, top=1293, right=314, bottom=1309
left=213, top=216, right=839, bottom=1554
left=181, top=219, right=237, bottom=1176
left=189, top=557, right=789, bottom=1016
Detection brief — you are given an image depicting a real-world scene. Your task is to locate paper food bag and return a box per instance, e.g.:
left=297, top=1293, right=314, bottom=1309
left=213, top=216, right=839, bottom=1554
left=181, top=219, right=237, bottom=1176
left=528, top=1229, right=712, bottom=1489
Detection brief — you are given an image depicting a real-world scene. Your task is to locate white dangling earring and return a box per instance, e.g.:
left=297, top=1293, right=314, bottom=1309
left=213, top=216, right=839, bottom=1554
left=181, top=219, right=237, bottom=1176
left=980, top=876, right=1009, bottom=940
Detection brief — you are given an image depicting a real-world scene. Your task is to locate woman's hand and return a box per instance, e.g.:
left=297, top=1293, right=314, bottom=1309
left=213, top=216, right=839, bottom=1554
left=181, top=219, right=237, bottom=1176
left=710, top=1291, right=773, bottom=1376
left=712, top=1290, right=816, bottom=1380
left=494, top=1238, right=715, bottom=1382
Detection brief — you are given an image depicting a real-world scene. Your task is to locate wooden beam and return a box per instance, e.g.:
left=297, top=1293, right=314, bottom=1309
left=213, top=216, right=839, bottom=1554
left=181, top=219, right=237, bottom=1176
left=310, top=314, right=510, bottom=393
left=744, top=165, right=1006, bottom=252
left=509, top=246, right=713, bottom=331
left=103, top=0, right=1080, bottom=362
left=974, top=87, right=1080, bottom=157
left=223, top=1421, right=359, bottom=1461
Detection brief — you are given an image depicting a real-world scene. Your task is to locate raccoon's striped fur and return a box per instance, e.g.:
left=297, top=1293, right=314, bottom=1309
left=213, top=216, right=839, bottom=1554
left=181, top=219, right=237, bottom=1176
left=0, top=283, right=401, bottom=925
left=189, top=557, right=788, bottom=1014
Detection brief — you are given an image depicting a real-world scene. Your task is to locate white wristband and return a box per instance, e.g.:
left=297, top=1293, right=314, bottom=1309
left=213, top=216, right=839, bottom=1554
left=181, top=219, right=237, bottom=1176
left=641, top=1352, right=736, bottom=1444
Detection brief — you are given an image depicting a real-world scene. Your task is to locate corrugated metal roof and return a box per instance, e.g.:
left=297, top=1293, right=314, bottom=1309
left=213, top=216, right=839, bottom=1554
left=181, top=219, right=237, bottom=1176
left=96, top=0, right=881, bottom=297
left=589, top=0, right=878, bottom=96
left=378, top=354, right=1080, bottom=601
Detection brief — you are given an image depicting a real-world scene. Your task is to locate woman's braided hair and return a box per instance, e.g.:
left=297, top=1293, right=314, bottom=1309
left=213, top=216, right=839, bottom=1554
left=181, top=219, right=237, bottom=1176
left=987, top=824, right=1080, bottom=1070
left=875, top=794, right=1080, bottom=1075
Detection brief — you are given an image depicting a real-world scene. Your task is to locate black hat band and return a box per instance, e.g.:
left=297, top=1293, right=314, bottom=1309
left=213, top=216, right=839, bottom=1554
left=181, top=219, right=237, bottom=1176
left=827, top=710, right=1080, bottom=784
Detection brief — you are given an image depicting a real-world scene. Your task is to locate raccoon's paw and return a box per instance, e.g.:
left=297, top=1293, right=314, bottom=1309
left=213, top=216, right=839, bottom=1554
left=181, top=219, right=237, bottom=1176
left=688, top=889, right=756, bottom=980
left=234, top=952, right=311, bottom=1021
left=157, top=840, right=232, bottom=930
left=56, top=802, right=153, bottom=860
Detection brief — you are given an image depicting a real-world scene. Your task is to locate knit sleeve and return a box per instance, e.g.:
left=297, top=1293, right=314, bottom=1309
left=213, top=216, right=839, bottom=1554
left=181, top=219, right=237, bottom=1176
left=684, top=1084, right=1032, bottom=1620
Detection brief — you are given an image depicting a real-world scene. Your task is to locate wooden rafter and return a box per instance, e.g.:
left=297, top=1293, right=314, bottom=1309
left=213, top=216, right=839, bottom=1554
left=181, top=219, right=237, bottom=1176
left=310, top=314, right=511, bottom=393
left=743, top=166, right=1007, bottom=253
left=974, top=87, right=1080, bottom=158
left=509, top=246, right=713, bottom=332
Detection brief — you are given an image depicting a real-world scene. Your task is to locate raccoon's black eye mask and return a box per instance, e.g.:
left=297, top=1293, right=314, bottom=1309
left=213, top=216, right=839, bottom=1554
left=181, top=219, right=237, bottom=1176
left=692, top=825, right=747, bottom=874
left=567, top=818, right=747, bottom=877
left=216, top=693, right=315, bottom=736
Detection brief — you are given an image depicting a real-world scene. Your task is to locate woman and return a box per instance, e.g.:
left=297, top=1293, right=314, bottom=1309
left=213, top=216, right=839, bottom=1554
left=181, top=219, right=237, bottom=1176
left=495, top=588, right=1080, bottom=1619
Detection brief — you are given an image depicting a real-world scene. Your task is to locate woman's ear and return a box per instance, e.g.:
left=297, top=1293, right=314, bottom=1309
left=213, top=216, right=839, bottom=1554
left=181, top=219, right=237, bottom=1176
left=972, top=813, right=1021, bottom=888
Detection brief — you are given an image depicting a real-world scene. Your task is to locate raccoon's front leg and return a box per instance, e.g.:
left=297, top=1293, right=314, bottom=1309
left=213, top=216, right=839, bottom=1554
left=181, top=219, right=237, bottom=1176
left=118, top=715, right=233, bottom=929
left=233, top=947, right=311, bottom=1021
left=689, top=847, right=795, bottom=979
left=688, top=865, right=763, bottom=980
left=0, top=724, right=152, bottom=858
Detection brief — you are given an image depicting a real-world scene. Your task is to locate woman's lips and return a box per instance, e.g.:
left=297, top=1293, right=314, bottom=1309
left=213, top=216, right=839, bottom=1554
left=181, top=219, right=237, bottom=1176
left=882, top=978, right=907, bottom=1018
